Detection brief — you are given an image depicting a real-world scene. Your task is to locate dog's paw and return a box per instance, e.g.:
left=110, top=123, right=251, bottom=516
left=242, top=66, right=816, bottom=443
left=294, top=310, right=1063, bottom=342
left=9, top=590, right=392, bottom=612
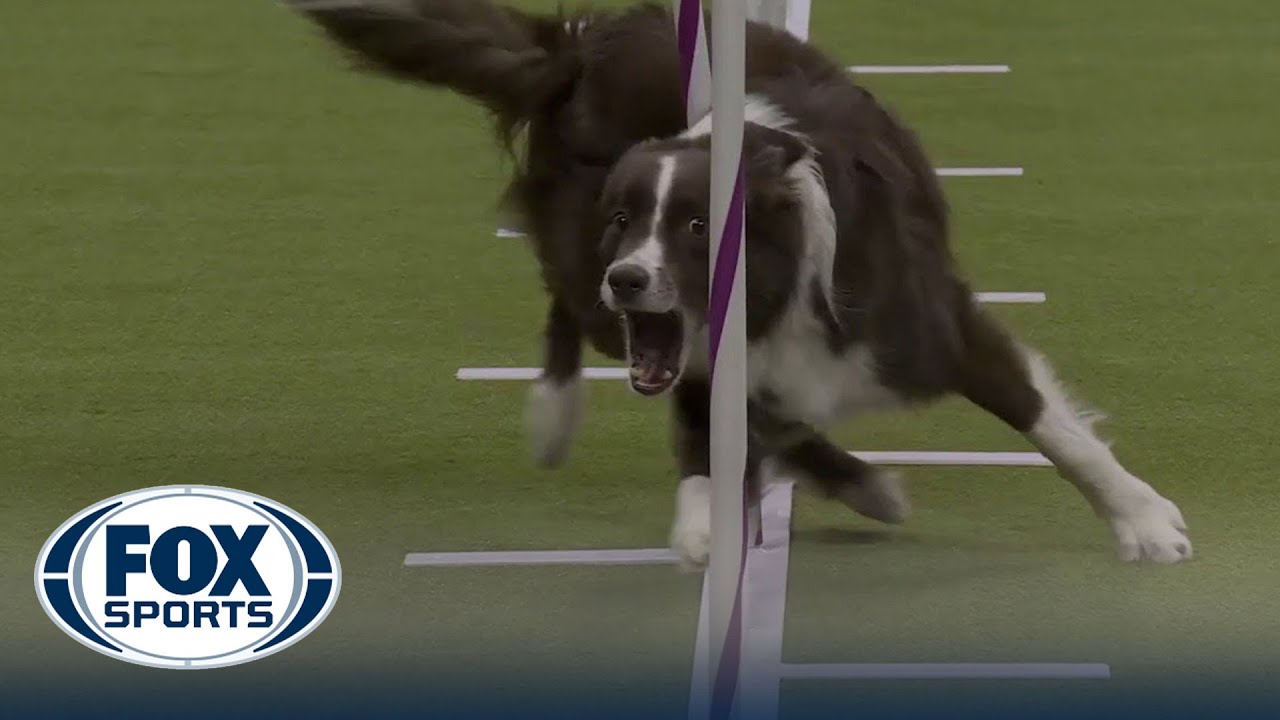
left=524, top=376, right=583, bottom=468
left=670, top=475, right=712, bottom=570
left=834, top=469, right=911, bottom=525
left=1108, top=492, right=1191, bottom=564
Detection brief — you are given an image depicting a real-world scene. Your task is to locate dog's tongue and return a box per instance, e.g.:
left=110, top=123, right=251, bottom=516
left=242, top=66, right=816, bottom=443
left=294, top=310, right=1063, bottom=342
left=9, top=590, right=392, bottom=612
left=630, top=349, right=669, bottom=392
left=624, top=312, right=681, bottom=396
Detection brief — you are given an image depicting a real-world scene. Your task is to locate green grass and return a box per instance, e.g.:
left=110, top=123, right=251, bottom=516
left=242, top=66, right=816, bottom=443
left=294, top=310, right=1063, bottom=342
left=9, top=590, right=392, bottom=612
left=2, top=0, right=1279, bottom=714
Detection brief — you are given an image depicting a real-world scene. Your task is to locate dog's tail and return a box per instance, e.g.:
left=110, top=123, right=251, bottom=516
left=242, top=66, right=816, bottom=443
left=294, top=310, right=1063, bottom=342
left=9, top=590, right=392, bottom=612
left=286, top=0, right=580, bottom=137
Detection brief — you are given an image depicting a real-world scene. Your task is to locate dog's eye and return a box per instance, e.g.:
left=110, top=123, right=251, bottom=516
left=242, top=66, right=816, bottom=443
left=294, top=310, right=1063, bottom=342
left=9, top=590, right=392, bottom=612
left=612, top=212, right=629, bottom=229
left=689, top=217, right=708, bottom=237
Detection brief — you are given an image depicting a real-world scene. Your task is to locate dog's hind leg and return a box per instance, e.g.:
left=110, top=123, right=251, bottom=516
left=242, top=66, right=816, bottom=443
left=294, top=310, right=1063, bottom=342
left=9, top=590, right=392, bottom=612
left=957, top=307, right=1191, bottom=563
left=525, top=297, right=584, bottom=468
left=777, top=437, right=910, bottom=525
left=742, top=394, right=911, bottom=525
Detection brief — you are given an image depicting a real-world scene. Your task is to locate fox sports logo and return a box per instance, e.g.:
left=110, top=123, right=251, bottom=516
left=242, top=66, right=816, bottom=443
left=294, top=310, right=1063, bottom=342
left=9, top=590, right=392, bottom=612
left=35, top=486, right=340, bottom=669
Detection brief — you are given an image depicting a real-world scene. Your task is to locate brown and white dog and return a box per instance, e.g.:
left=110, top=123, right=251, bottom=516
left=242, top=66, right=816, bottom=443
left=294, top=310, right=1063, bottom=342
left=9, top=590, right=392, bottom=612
left=289, top=0, right=1191, bottom=565
left=599, top=99, right=1192, bottom=566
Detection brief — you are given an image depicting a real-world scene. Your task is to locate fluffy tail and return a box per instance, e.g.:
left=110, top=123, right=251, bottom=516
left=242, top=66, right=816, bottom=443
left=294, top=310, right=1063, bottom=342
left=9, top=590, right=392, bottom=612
left=285, top=0, right=577, bottom=129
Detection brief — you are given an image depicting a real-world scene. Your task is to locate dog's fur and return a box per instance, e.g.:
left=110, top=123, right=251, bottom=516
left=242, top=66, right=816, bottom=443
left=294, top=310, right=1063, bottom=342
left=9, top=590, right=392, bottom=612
left=289, top=0, right=1191, bottom=565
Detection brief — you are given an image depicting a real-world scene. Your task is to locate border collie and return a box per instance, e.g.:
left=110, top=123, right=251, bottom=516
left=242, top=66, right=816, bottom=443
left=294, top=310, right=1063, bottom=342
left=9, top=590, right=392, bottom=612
left=288, top=0, right=1191, bottom=565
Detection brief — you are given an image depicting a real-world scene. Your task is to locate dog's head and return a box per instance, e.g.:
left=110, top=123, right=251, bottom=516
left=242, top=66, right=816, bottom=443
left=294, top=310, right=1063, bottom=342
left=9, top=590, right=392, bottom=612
left=599, top=123, right=814, bottom=396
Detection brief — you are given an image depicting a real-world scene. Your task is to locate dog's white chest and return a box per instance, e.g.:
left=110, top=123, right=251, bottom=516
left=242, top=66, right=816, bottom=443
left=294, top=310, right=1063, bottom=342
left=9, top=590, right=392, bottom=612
left=748, top=308, right=901, bottom=429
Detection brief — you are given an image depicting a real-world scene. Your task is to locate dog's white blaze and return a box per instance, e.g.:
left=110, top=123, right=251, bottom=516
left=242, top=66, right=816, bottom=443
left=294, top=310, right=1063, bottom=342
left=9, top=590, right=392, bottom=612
left=621, top=235, right=666, bottom=275
left=613, top=155, right=678, bottom=273
left=650, top=154, right=678, bottom=240
left=1022, top=350, right=1192, bottom=563
left=602, top=155, right=678, bottom=310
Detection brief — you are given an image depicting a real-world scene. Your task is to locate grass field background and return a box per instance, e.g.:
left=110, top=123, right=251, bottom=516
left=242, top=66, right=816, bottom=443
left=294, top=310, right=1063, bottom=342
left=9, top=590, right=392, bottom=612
left=2, top=0, right=1279, bottom=716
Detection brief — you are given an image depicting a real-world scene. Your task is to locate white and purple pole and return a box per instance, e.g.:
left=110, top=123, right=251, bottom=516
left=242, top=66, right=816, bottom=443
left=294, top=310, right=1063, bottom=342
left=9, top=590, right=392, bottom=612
left=747, top=0, right=811, bottom=40
left=674, top=1, right=749, bottom=719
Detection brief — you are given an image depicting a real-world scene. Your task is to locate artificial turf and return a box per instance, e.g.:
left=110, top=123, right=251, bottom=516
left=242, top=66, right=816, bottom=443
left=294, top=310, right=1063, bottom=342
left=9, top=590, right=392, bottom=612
left=3, top=0, right=1278, bottom=717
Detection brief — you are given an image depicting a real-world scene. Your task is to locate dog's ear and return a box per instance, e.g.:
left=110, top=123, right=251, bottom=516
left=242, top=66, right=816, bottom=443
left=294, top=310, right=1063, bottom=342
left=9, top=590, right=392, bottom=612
left=744, top=123, right=811, bottom=177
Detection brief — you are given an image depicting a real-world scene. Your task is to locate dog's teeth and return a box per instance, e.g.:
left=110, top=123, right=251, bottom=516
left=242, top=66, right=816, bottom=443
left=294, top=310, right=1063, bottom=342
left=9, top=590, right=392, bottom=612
left=662, top=370, right=674, bottom=381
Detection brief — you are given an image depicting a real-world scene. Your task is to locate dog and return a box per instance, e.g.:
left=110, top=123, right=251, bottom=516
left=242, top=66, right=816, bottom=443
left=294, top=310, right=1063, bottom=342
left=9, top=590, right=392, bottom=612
left=600, top=99, right=1193, bottom=565
left=288, top=0, right=1191, bottom=565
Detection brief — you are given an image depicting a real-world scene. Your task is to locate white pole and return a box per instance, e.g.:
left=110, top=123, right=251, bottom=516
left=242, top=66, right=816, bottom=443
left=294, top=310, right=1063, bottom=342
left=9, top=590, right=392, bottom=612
left=708, top=0, right=749, bottom=718
left=747, top=0, right=811, bottom=41
left=672, top=2, right=749, bottom=719
left=674, top=1, right=712, bottom=127
left=784, top=0, right=812, bottom=41
left=670, top=2, right=747, bottom=712
left=746, top=0, right=785, bottom=29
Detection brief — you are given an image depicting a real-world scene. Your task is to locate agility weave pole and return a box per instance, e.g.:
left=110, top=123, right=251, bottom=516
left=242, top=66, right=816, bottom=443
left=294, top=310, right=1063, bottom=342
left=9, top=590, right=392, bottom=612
left=748, top=0, right=810, bottom=41
left=673, top=1, right=750, bottom=718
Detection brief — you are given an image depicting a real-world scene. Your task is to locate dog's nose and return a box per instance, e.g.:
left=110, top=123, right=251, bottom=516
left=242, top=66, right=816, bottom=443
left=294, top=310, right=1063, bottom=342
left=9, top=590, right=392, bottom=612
left=607, top=264, right=650, bottom=302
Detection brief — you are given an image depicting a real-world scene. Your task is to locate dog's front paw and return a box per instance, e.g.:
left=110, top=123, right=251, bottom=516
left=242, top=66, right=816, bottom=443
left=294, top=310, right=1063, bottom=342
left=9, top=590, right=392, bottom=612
left=670, top=475, right=712, bottom=570
left=834, top=469, right=911, bottom=525
left=1108, top=492, right=1191, bottom=564
left=524, top=376, right=583, bottom=468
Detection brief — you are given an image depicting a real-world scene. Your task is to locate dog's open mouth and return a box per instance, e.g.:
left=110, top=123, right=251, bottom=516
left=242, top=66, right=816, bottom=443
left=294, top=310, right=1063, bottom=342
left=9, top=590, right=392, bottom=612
left=623, top=311, right=684, bottom=396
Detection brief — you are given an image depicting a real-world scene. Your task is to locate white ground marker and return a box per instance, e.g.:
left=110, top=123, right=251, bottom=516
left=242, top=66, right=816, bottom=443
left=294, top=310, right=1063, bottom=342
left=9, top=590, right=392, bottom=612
left=403, top=548, right=680, bottom=567
left=976, top=291, right=1046, bottom=303
left=937, top=167, right=1024, bottom=177
left=854, top=451, right=1051, bottom=467
left=456, top=367, right=629, bottom=381
left=850, top=64, right=1011, bottom=75
left=779, top=663, right=1111, bottom=680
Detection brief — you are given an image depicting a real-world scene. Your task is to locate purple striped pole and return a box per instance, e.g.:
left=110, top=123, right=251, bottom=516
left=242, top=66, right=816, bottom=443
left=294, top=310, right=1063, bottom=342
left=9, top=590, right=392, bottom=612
left=674, top=2, right=749, bottom=719
left=674, top=0, right=711, bottom=127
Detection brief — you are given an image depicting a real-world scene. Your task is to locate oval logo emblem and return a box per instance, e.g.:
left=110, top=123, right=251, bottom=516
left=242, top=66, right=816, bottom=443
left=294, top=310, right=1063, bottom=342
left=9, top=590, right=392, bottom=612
left=34, top=486, right=341, bottom=669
